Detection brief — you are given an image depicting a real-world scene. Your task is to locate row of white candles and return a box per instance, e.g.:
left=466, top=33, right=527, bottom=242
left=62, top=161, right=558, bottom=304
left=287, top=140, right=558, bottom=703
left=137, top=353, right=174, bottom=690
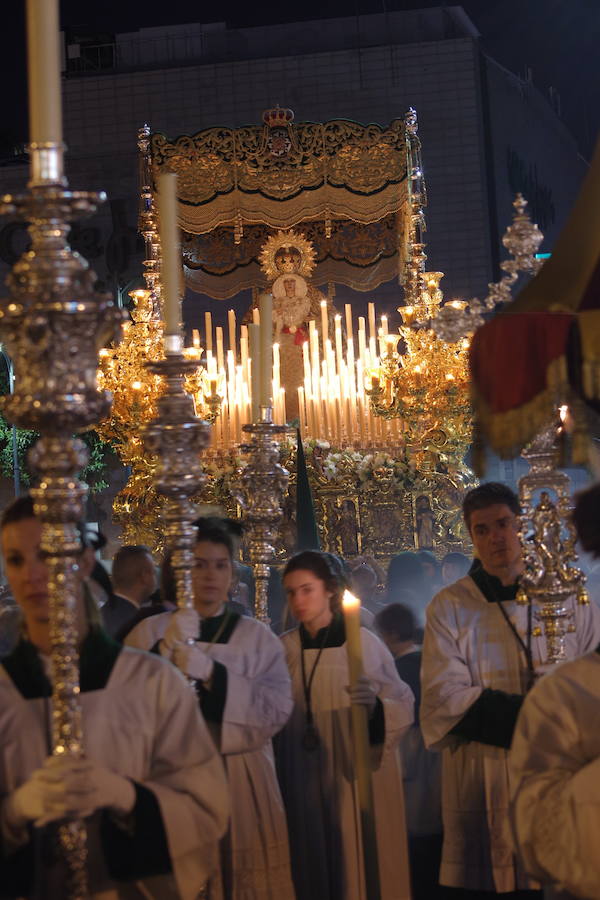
left=193, top=300, right=403, bottom=450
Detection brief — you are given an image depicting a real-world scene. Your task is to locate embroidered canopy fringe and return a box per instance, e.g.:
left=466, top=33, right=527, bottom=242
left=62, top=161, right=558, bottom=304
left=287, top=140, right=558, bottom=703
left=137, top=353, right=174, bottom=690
left=150, top=119, right=410, bottom=235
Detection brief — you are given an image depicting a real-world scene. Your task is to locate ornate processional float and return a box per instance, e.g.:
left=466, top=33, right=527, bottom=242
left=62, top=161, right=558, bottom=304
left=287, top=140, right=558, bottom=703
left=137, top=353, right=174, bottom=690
left=97, top=109, right=476, bottom=567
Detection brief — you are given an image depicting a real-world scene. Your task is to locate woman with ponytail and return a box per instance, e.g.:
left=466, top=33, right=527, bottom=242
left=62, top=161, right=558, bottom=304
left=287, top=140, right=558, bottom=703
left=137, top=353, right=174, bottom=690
left=126, top=517, right=295, bottom=900
left=277, top=549, right=415, bottom=900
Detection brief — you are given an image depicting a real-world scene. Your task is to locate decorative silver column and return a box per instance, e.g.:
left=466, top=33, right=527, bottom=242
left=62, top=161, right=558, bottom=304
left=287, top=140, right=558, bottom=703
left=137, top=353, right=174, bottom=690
left=517, top=420, right=588, bottom=663
left=237, top=410, right=290, bottom=623
left=0, top=142, right=124, bottom=899
left=143, top=335, right=212, bottom=611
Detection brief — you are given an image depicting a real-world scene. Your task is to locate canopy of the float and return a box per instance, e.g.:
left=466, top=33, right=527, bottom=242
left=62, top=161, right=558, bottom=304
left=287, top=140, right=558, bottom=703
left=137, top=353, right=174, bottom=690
left=148, top=109, right=411, bottom=299
left=469, top=139, right=600, bottom=459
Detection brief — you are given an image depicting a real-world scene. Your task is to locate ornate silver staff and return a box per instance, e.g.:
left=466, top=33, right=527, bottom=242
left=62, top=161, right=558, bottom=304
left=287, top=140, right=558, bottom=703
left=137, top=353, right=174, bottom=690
left=238, top=408, right=291, bottom=623
left=143, top=173, right=211, bottom=613
left=0, top=105, right=123, bottom=900
left=517, top=418, right=588, bottom=663
left=143, top=336, right=211, bottom=608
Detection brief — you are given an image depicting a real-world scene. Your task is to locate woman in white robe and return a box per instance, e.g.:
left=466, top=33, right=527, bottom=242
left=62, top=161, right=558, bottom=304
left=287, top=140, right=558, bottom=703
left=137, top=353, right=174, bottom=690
left=0, top=496, right=229, bottom=900
left=276, top=550, right=414, bottom=900
left=509, top=649, right=600, bottom=900
left=126, top=517, right=295, bottom=900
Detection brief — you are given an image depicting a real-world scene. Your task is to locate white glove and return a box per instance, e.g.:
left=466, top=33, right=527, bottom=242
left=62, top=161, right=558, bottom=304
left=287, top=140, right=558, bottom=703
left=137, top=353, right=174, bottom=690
left=5, top=757, right=94, bottom=829
left=346, top=675, right=378, bottom=715
left=161, top=608, right=200, bottom=655
left=3, top=765, right=69, bottom=830
left=172, top=643, right=214, bottom=682
left=37, top=756, right=136, bottom=825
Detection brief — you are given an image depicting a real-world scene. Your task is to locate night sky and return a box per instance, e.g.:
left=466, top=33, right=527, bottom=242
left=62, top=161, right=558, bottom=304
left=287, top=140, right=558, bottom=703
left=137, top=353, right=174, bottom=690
left=1, top=0, right=598, bottom=158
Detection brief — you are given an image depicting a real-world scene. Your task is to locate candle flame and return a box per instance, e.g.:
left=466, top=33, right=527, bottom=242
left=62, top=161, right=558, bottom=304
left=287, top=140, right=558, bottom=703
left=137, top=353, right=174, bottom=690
left=342, top=590, right=360, bottom=610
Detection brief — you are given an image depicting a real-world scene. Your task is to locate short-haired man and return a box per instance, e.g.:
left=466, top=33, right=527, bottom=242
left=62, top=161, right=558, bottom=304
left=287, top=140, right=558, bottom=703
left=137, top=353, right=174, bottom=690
left=102, top=545, right=157, bottom=638
left=421, top=482, right=600, bottom=898
left=509, top=480, right=600, bottom=899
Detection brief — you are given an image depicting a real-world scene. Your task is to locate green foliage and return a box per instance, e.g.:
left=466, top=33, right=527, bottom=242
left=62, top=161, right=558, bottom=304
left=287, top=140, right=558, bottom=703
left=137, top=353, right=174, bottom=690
left=0, top=417, right=111, bottom=493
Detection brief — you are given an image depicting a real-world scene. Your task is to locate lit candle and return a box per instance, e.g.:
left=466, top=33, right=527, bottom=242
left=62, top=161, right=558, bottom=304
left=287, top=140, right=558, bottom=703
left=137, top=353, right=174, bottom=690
left=157, top=173, right=181, bottom=335
left=192, top=328, right=201, bottom=350
left=204, top=311, right=213, bottom=353
left=345, top=303, right=353, bottom=342
left=259, top=293, right=273, bottom=411
left=358, top=317, right=367, bottom=367
left=381, top=314, right=388, bottom=336
left=216, top=327, right=225, bottom=375
left=297, top=387, right=305, bottom=436
left=228, top=309, right=237, bottom=366
left=368, top=302, right=376, bottom=344
left=321, top=300, right=329, bottom=346
left=249, top=323, right=261, bottom=423
left=335, top=315, right=344, bottom=378
left=26, top=0, right=62, bottom=145
left=273, top=342, right=281, bottom=399
left=342, top=590, right=363, bottom=683
left=252, top=307, right=260, bottom=326
left=240, top=327, right=249, bottom=384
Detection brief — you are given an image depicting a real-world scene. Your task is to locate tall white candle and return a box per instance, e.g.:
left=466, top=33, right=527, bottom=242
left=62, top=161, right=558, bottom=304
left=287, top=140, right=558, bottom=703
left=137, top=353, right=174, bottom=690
left=368, top=302, right=376, bottom=344
left=249, top=323, right=261, bottom=423
left=216, top=326, right=225, bottom=374
left=204, top=311, right=213, bottom=353
left=342, top=589, right=382, bottom=899
left=157, top=173, right=181, bottom=336
left=320, top=300, right=329, bottom=346
left=259, top=293, right=273, bottom=410
left=26, top=0, right=62, bottom=145
left=228, top=309, right=237, bottom=366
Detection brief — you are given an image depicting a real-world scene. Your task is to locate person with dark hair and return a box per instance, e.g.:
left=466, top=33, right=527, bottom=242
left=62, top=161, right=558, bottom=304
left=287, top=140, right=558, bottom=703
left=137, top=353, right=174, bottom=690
left=421, top=482, right=600, bottom=898
left=441, top=551, right=471, bottom=586
left=386, top=551, right=429, bottom=624
left=0, top=495, right=228, bottom=898
left=417, top=549, right=442, bottom=597
left=572, top=481, right=600, bottom=559
left=101, top=544, right=158, bottom=638
left=375, top=603, right=443, bottom=900
left=276, top=549, right=414, bottom=900
left=508, top=479, right=600, bottom=899
left=126, top=516, right=295, bottom=900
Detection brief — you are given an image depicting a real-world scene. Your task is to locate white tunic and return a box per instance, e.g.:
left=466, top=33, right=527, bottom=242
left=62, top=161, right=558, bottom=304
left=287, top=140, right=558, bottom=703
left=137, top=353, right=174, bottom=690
left=277, top=625, right=414, bottom=900
left=510, top=651, right=600, bottom=900
left=421, top=575, right=600, bottom=892
left=0, top=645, right=229, bottom=900
left=126, top=613, right=295, bottom=900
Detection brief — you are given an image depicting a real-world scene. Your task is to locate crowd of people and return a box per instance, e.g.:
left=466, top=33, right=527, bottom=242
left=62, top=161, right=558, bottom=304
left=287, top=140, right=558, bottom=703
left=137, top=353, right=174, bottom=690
left=0, top=480, right=599, bottom=899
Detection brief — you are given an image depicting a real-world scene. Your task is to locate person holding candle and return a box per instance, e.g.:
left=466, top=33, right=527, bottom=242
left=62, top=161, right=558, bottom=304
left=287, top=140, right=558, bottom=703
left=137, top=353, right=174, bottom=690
left=276, top=549, right=414, bottom=900
left=126, top=517, right=296, bottom=900
left=0, top=496, right=229, bottom=899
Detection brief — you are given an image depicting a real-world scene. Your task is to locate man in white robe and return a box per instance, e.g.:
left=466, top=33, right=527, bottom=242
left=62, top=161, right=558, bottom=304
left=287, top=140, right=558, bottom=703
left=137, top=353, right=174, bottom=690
left=509, top=481, right=600, bottom=900
left=509, top=650, right=600, bottom=900
left=421, top=482, right=600, bottom=898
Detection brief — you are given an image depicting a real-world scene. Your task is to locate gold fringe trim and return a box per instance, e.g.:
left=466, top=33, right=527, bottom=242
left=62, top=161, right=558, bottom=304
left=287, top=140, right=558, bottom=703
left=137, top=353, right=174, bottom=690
left=472, top=355, right=570, bottom=458
left=578, top=310, right=600, bottom=400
